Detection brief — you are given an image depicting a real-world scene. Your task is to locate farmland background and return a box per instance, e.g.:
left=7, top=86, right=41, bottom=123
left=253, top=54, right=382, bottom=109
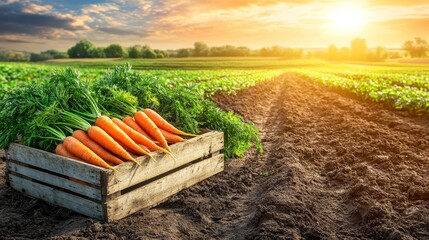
left=1, top=56, right=429, bottom=239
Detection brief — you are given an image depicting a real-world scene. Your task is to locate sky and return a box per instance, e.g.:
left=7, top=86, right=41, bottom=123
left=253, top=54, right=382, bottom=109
left=1, top=0, right=429, bottom=52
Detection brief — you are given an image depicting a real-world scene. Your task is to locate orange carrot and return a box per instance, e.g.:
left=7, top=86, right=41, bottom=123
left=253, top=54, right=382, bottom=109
left=134, top=111, right=170, bottom=151
left=55, top=144, right=92, bottom=185
left=95, top=116, right=149, bottom=159
left=160, top=129, right=184, bottom=143
left=123, top=116, right=154, bottom=140
left=72, top=130, right=123, bottom=165
left=87, top=126, right=134, bottom=162
left=117, top=141, right=140, bottom=158
left=63, top=136, right=113, bottom=170
left=112, top=117, right=172, bottom=160
left=143, top=108, right=197, bottom=137
left=138, top=144, right=149, bottom=153
left=55, top=143, right=81, bottom=161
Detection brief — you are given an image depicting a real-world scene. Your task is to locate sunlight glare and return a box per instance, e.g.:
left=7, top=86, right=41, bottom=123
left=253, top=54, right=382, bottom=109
left=327, top=5, right=367, bottom=31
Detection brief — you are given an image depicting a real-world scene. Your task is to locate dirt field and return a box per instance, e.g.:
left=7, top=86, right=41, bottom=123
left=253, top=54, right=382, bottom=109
left=1, top=74, right=428, bottom=239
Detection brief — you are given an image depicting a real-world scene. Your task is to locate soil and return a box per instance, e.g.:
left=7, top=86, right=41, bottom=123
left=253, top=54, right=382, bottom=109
left=1, top=74, right=428, bottom=239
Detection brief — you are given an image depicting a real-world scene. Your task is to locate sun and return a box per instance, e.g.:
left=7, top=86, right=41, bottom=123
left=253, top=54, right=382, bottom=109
left=327, top=5, right=367, bottom=31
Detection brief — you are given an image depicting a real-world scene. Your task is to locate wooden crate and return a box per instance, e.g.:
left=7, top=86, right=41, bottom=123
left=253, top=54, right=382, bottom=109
left=5, top=131, right=224, bottom=222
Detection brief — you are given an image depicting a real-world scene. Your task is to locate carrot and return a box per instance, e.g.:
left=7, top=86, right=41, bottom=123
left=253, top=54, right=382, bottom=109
left=87, top=126, right=134, bottom=162
left=138, top=144, right=150, bottom=153
left=62, top=136, right=113, bottom=170
left=134, top=111, right=170, bottom=151
left=72, top=130, right=123, bottom=165
left=123, top=116, right=154, bottom=140
left=143, top=108, right=197, bottom=137
left=95, top=116, right=149, bottom=160
left=160, top=129, right=184, bottom=143
left=55, top=143, right=81, bottom=161
left=112, top=117, right=172, bottom=161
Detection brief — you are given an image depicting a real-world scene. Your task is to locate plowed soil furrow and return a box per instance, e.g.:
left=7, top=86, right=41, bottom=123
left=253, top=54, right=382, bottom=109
left=0, top=74, right=428, bottom=240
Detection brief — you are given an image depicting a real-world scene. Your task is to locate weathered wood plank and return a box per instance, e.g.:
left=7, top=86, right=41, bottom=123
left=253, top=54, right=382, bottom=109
left=106, top=154, right=224, bottom=221
left=106, top=131, right=223, bottom=195
left=7, top=143, right=104, bottom=185
left=8, top=162, right=102, bottom=200
left=8, top=174, right=103, bottom=220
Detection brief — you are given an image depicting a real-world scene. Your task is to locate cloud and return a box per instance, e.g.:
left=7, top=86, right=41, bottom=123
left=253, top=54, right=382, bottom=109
left=0, top=38, right=43, bottom=44
left=21, top=3, right=53, bottom=14
left=375, top=18, right=429, bottom=35
left=97, top=27, right=147, bottom=37
left=82, top=3, right=119, bottom=14
left=371, top=0, right=429, bottom=6
left=0, top=3, right=89, bottom=37
left=0, top=0, right=20, bottom=6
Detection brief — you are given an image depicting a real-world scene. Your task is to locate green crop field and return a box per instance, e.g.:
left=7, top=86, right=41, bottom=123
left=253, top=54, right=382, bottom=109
left=2, top=58, right=428, bottom=114
left=293, top=63, right=429, bottom=113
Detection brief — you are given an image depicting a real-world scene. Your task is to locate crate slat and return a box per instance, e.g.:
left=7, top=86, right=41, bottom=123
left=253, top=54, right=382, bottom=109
left=106, top=154, right=224, bottom=221
left=106, top=131, right=224, bottom=195
left=8, top=162, right=102, bottom=200
left=7, top=143, right=103, bottom=185
left=8, top=174, right=103, bottom=219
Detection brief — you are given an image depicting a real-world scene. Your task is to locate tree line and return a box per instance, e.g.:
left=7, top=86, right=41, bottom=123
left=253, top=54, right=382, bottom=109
left=0, top=37, right=428, bottom=62
left=312, top=37, right=429, bottom=61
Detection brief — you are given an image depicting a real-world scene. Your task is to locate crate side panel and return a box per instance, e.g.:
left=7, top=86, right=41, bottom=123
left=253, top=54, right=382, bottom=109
left=106, top=154, right=224, bottom=221
left=8, top=174, right=104, bottom=220
left=107, top=131, right=223, bottom=194
left=7, top=143, right=103, bottom=185
left=8, top=162, right=102, bottom=200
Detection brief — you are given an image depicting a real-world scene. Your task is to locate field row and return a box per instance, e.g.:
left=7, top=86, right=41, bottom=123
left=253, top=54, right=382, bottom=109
left=295, top=66, right=429, bottom=113
left=0, top=63, right=281, bottom=96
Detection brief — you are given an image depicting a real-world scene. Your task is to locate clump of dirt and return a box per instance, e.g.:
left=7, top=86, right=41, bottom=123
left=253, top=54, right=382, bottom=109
left=0, top=74, right=428, bottom=239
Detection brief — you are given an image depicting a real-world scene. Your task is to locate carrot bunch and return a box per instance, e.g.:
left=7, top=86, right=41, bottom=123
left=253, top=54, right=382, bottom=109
left=54, top=108, right=197, bottom=170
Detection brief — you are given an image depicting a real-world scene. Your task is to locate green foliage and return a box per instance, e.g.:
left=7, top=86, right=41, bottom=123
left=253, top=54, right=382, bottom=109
left=295, top=65, right=429, bottom=113
left=141, top=46, right=156, bottom=59
left=30, top=53, right=54, bottom=62
left=0, top=50, right=30, bottom=62
left=199, top=101, right=263, bottom=158
left=104, top=44, right=128, bottom=58
left=90, top=47, right=106, bottom=58
left=194, top=42, right=210, bottom=57
left=0, top=80, right=56, bottom=149
left=128, top=45, right=142, bottom=58
left=67, top=39, right=96, bottom=58
left=176, top=49, right=192, bottom=58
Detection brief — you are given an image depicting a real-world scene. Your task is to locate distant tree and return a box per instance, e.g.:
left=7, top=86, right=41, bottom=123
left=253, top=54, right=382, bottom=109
left=141, top=45, right=156, bottom=58
left=350, top=38, right=368, bottom=60
left=67, top=39, right=96, bottom=58
left=236, top=46, right=251, bottom=56
left=402, top=37, right=429, bottom=58
left=176, top=48, right=191, bottom=58
left=128, top=45, right=143, bottom=58
left=104, top=44, right=127, bottom=58
left=0, top=50, right=30, bottom=62
left=193, top=42, right=210, bottom=57
left=89, top=47, right=106, bottom=58
left=259, top=47, right=271, bottom=57
left=42, top=49, right=68, bottom=59
left=374, top=46, right=387, bottom=61
left=339, top=47, right=351, bottom=60
left=154, top=49, right=167, bottom=58
left=30, top=53, right=54, bottom=62
left=327, top=44, right=339, bottom=61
